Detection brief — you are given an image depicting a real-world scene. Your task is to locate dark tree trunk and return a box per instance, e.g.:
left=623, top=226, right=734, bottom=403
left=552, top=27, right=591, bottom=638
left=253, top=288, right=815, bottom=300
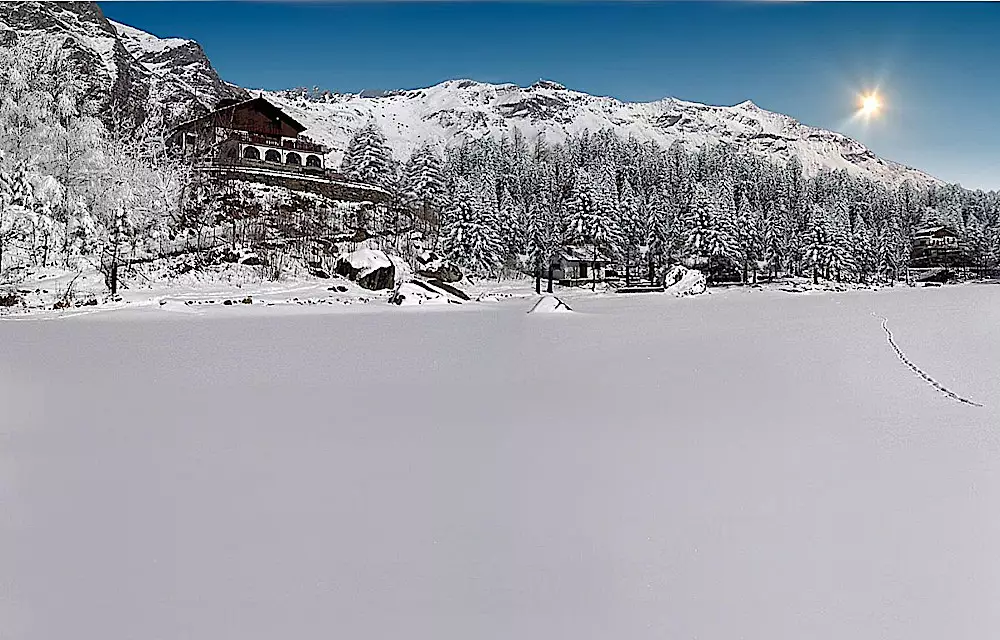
left=591, top=243, right=597, bottom=292
left=535, top=256, right=541, bottom=294
left=625, top=246, right=631, bottom=286
left=546, top=264, right=554, bottom=293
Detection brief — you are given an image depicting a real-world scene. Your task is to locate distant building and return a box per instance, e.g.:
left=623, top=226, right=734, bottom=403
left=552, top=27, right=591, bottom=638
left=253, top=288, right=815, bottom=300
left=550, top=246, right=614, bottom=283
left=910, top=226, right=965, bottom=267
left=167, top=96, right=389, bottom=204
left=169, top=96, right=330, bottom=171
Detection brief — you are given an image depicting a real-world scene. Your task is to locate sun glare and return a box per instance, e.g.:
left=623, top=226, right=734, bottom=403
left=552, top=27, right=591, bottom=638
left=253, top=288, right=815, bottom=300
left=860, top=93, right=882, bottom=117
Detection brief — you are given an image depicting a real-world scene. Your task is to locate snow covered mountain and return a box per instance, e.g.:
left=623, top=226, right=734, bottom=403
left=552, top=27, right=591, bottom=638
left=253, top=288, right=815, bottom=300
left=0, top=2, right=150, bottom=126
left=1, top=2, right=938, bottom=188
left=111, top=19, right=248, bottom=125
left=0, top=2, right=244, bottom=128
left=264, top=80, right=939, bottom=188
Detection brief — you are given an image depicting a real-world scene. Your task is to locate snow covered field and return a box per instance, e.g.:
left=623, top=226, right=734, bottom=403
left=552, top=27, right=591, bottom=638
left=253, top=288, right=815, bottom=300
left=3, top=284, right=999, bottom=640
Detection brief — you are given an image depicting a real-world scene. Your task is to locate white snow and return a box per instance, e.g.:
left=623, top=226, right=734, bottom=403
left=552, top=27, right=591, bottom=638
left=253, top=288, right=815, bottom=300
left=389, top=281, right=449, bottom=306
left=340, top=247, right=392, bottom=277
left=663, top=265, right=708, bottom=296
left=527, top=295, right=574, bottom=313
left=3, top=285, right=1000, bottom=640
left=110, top=20, right=191, bottom=56
left=262, top=80, right=940, bottom=188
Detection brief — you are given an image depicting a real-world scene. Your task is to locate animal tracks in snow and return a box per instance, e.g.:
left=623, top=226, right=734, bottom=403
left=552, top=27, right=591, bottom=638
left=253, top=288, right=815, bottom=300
left=872, top=312, right=983, bottom=408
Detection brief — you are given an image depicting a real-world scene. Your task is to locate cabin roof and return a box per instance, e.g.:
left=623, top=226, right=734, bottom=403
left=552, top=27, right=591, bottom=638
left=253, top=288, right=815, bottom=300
left=914, top=225, right=958, bottom=237
left=171, top=96, right=307, bottom=134
left=557, top=245, right=612, bottom=263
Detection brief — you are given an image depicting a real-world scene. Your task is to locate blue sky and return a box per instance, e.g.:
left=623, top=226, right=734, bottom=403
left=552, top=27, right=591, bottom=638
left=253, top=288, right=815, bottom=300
left=100, top=2, right=1000, bottom=191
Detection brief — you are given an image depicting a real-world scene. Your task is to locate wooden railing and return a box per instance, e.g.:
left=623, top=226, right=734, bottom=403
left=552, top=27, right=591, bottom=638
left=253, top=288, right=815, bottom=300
left=225, top=130, right=329, bottom=154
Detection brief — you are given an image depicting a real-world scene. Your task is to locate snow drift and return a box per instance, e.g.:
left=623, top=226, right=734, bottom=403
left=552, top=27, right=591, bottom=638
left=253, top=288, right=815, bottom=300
left=528, top=295, right=574, bottom=314
left=389, top=282, right=449, bottom=306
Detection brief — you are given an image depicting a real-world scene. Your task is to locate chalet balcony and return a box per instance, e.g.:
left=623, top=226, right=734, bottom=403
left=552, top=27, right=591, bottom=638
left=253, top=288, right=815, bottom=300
left=225, top=130, right=329, bottom=154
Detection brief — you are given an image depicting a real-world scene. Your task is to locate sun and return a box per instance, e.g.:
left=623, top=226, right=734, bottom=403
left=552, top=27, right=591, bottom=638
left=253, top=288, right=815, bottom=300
left=860, top=93, right=882, bottom=117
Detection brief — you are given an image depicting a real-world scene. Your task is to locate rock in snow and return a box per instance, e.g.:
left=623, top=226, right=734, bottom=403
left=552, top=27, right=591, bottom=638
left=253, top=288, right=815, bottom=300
left=415, top=251, right=464, bottom=283
left=388, top=282, right=449, bottom=306
left=335, top=248, right=396, bottom=291
left=527, top=296, right=574, bottom=314
left=664, top=265, right=708, bottom=296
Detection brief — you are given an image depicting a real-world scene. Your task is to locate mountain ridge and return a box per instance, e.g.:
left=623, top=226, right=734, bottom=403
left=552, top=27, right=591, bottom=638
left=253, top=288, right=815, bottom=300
left=260, top=79, right=939, bottom=188
left=2, top=2, right=941, bottom=189
left=0, top=2, right=244, bottom=129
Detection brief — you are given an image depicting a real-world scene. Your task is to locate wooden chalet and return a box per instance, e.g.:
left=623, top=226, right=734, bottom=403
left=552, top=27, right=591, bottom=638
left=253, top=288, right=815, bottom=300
left=910, top=225, right=965, bottom=268
left=168, top=96, right=390, bottom=204
left=169, top=96, right=329, bottom=172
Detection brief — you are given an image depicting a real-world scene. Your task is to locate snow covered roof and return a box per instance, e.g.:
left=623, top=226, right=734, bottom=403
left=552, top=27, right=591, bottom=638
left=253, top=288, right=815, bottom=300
left=557, top=246, right=613, bottom=264
left=914, top=226, right=958, bottom=237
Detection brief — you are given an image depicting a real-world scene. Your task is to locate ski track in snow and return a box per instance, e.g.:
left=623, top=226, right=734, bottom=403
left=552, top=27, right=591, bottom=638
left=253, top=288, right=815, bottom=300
left=873, top=312, right=983, bottom=408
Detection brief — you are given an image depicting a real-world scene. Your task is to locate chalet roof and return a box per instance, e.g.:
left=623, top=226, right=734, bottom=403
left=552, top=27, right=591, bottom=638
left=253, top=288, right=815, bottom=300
left=914, top=225, right=958, bottom=237
left=171, top=96, right=307, bottom=134
left=558, top=245, right=612, bottom=263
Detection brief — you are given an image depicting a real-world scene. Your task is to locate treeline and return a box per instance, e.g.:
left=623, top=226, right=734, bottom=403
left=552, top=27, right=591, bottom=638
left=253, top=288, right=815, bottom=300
left=341, top=121, right=1000, bottom=285
left=0, top=40, right=199, bottom=291
left=0, top=42, right=346, bottom=292
left=3, top=38, right=999, bottom=296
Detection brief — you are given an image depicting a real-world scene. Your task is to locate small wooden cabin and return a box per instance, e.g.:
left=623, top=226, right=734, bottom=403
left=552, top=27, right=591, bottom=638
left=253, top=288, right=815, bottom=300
left=550, top=246, right=614, bottom=283
left=169, top=96, right=329, bottom=172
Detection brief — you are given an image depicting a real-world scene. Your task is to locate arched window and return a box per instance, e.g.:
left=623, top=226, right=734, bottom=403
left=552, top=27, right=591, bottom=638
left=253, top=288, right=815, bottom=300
left=286, top=152, right=302, bottom=166
left=306, top=155, right=322, bottom=168
left=226, top=147, right=238, bottom=158
left=242, top=146, right=260, bottom=160
left=264, top=149, right=281, bottom=163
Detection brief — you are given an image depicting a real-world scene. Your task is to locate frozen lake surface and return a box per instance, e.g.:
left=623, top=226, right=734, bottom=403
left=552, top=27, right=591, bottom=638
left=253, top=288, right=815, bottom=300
left=3, top=285, right=999, bottom=640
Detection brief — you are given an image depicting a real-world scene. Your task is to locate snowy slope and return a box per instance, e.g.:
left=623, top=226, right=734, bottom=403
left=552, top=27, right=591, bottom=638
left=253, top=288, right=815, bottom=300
left=0, top=2, right=151, bottom=127
left=263, top=80, right=941, bottom=187
left=3, top=3, right=939, bottom=187
left=111, top=19, right=247, bottom=123
left=3, top=286, right=999, bottom=639
left=0, top=2, right=244, bottom=129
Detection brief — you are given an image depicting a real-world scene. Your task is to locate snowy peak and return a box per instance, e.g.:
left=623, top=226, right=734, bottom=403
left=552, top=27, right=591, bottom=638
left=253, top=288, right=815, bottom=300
left=264, top=79, right=938, bottom=188
left=112, top=19, right=191, bottom=57
left=111, top=19, right=247, bottom=122
left=0, top=2, right=244, bottom=130
left=0, top=1, right=151, bottom=127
